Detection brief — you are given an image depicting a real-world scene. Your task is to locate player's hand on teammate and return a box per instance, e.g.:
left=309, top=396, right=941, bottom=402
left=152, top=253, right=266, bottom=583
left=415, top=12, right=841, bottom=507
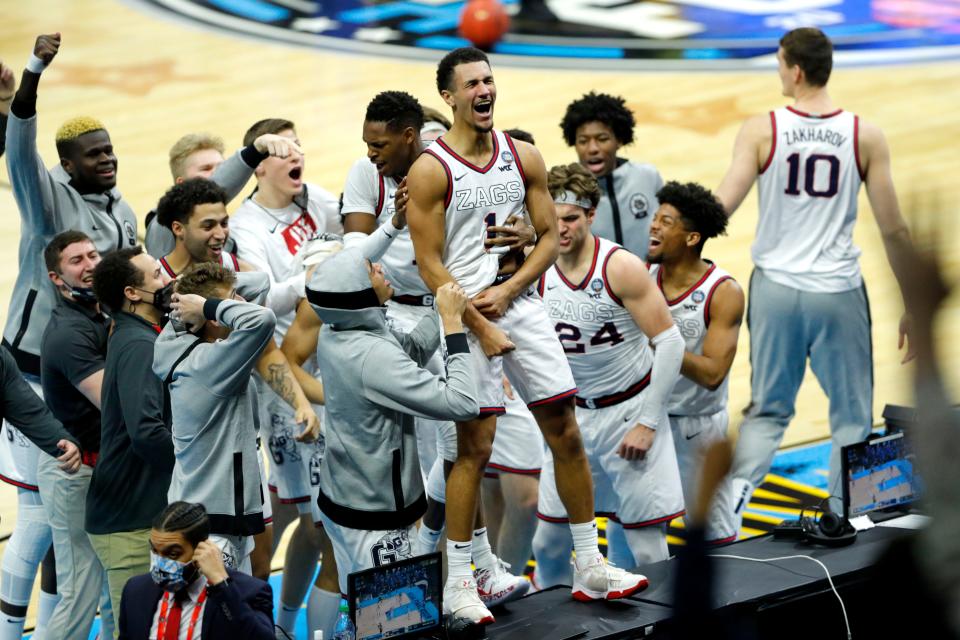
left=484, top=215, right=535, bottom=252
left=56, top=439, right=81, bottom=473
left=170, top=293, right=207, bottom=331
left=192, top=540, right=230, bottom=586
left=436, top=282, right=469, bottom=322
left=477, top=320, right=515, bottom=357
left=253, top=133, right=303, bottom=159
left=473, top=284, right=514, bottom=319
left=33, top=33, right=61, bottom=66
left=618, top=424, right=655, bottom=461
left=392, top=177, right=409, bottom=229
left=502, top=375, right=515, bottom=400
left=294, top=406, right=321, bottom=443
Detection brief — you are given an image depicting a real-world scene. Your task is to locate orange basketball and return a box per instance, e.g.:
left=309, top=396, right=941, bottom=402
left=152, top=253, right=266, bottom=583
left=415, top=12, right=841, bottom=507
left=459, top=0, right=510, bottom=50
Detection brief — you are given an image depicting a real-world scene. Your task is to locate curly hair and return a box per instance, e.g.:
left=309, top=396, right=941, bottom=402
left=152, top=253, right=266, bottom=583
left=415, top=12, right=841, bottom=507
left=560, top=92, right=635, bottom=147
left=92, top=246, right=145, bottom=312
left=168, top=133, right=225, bottom=181
left=365, top=91, right=424, bottom=133
left=547, top=163, right=601, bottom=209
left=175, top=262, right=237, bottom=300
left=242, top=118, right=295, bottom=147
left=656, top=181, right=728, bottom=249
left=55, top=116, right=107, bottom=157
left=153, top=502, right=210, bottom=548
left=436, top=47, right=489, bottom=93
left=156, top=178, right=228, bottom=230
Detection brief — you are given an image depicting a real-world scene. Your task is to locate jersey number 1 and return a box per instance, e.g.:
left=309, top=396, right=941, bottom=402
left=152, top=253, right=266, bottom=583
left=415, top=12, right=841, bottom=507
left=784, top=153, right=839, bottom=198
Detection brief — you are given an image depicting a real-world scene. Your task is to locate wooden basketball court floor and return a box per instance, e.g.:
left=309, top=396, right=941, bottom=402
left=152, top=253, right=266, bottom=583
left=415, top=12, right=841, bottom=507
left=1, top=0, right=958, bottom=630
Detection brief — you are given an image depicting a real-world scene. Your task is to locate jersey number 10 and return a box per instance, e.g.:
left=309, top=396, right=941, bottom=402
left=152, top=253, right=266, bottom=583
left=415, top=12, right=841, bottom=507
left=784, top=153, right=839, bottom=198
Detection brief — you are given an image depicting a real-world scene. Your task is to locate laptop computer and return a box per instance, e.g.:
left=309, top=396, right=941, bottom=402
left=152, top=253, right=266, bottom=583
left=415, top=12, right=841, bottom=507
left=841, top=432, right=922, bottom=522
left=347, top=552, right=443, bottom=640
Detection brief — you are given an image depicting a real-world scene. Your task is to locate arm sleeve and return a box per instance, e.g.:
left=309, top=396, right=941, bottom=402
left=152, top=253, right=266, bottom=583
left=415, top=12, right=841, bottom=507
left=0, top=348, right=77, bottom=456
left=230, top=221, right=305, bottom=318
left=343, top=219, right=402, bottom=262
left=192, top=299, right=277, bottom=397
left=206, top=577, right=274, bottom=639
left=5, top=110, right=63, bottom=236
left=637, top=324, right=684, bottom=429
left=115, top=338, right=174, bottom=470
left=390, top=313, right=440, bottom=366
left=360, top=338, right=478, bottom=421
left=234, top=271, right=271, bottom=306
left=211, top=146, right=268, bottom=203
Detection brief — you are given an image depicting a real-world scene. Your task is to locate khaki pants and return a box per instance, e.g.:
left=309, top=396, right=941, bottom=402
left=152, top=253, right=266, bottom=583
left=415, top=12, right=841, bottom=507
left=89, top=528, right=151, bottom=638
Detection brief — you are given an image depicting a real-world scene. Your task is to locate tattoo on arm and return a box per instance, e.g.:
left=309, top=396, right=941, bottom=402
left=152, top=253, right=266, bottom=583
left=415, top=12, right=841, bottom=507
left=266, top=363, right=297, bottom=408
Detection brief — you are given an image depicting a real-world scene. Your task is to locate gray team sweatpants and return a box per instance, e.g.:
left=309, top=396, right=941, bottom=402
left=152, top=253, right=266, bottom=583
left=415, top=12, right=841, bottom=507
left=731, top=268, right=873, bottom=511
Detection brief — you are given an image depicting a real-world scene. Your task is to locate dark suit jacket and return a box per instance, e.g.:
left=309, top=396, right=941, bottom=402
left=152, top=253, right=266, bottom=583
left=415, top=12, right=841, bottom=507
left=118, top=568, right=274, bottom=639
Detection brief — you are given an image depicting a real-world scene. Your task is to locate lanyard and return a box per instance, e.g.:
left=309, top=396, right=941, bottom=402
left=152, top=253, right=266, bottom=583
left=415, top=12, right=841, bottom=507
left=157, top=588, right=207, bottom=640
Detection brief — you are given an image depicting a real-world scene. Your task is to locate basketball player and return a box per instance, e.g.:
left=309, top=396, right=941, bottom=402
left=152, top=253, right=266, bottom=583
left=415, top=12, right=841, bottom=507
left=715, top=28, right=915, bottom=518
left=646, top=181, right=744, bottom=544
left=339, top=92, right=528, bottom=606
left=230, top=118, right=342, bottom=631
left=560, top=92, right=663, bottom=259
left=2, top=33, right=137, bottom=637
left=407, top=47, right=647, bottom=624
left=534, top=163, right=685, bottom=586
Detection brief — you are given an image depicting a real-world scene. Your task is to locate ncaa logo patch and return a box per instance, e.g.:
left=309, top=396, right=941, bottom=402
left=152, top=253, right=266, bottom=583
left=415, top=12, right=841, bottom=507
left=629, top=193, right=650, bottom=219
left=692, top=290, right=705, bottom=304
left=590, top=278, right=604, bottom=293
left=140, top=0, right=960, bottom=70
left=501, top=150, right=514, bottom=164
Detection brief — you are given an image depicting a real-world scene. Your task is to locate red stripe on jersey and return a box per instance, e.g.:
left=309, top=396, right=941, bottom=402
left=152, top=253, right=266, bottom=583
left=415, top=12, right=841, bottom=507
left=537, top=273, right=545, bottom=297
left=503, top=134, right=526, bottom=185
left=376, top=174, right=385, bottom=216
left=786, top=106, right=843, bottom=119
left=0, top=473, right=38, bottom=492
left=760, top=111, right=777, bottom=175
left=527, top=388, right=577, bottom=409
left=620, top=509, right=686, bottom=529
left=486, top=463, right=541, bottom=476
left=159, top=257, right=177, bottom=278
left=704, top=275, right=734, bottom=327
left=555, top=236, right=600, bottom=291
left=853, top=115, right=865, bottom=180
left=422, top=150, right=453, bottom=209
left=435, top=134, right=500, bottom=174
left=662, top=262, right=716, bottom=306
left=230, top=252, right=239, bottom=271
left=601, top=246, right=623, bottom=306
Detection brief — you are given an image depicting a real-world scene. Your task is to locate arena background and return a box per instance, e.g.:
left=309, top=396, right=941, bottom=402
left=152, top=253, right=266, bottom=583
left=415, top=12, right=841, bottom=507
left=2, top=0, right=959, bottom=633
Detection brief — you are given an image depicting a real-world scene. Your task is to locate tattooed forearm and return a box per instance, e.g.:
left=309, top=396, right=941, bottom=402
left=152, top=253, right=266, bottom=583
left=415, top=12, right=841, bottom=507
left=267, top=363, right=298, bottom=408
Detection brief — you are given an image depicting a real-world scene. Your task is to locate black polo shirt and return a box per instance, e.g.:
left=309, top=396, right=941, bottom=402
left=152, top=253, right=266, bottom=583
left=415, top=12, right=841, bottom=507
left=40, top=296, right=109, bottom=453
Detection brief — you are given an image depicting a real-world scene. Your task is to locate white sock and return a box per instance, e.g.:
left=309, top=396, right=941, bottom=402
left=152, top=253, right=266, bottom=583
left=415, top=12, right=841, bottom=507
left=34, top=589, right=60, bottom=636
left=446, top=539, right=473, bottom=583
left=416, top=523, right=444, bottom=555
left=307, top=586, right=340, bottom=640
left=276, top=600, right=301, bottom=633
left=471, top=528, right=497, bottom=571
left=0, top=613, right=25, bottom=640
left=570, top=521, right=602, bottom=566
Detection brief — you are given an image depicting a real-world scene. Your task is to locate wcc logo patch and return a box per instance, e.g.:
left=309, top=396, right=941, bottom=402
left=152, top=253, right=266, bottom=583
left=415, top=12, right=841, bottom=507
left=143, top=0, right=960, bottom=70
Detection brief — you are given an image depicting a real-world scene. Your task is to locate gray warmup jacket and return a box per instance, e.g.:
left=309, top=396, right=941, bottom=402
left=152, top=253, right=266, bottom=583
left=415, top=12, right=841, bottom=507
left=153, top=298, right=275, bottom=536
left=307, top=249, right=479, bottom=530
left=593, top=158, right=663, bottom=261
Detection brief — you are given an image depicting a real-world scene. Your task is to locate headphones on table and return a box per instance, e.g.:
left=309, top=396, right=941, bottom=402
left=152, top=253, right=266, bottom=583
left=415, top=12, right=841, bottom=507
left=800, top=501, right=858, bottom=547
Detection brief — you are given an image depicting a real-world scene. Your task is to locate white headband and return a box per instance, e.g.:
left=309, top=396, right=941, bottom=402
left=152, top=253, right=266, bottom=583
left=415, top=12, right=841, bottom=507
left=554, top=190, right=593, bottom=210
left=420, top=121, right=448, bottom=137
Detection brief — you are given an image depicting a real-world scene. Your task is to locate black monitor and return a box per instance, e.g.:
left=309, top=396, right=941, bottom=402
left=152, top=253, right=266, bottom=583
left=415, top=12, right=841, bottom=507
left=841, top=432, right=920, bottom=520
left=347, top=552, right=443, bottom=640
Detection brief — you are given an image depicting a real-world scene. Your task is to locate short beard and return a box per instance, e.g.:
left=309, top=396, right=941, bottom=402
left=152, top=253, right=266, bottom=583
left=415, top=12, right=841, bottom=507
left=473, top=121, right=494, bottom=134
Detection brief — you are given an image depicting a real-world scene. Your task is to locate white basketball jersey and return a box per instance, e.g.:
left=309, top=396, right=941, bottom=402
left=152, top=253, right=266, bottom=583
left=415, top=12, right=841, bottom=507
left=159, top=251, right=239, bottom=279
left=424, top=131, right=526, bottom=298
left=755, top=107, right=863, bottom=293
left=540, top=237, right=652, bottom=399
left=341, top=158, right=429, bottom=296
left=649, top=261, right=733, bottom=416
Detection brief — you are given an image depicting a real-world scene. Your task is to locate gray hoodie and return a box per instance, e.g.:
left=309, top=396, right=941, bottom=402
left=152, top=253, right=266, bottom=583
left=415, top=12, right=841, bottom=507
left=594, top=158, right=663, bottom=261
left=153, top=298, right=275, bottom=536
left=307, top=248, right=478, bottom=530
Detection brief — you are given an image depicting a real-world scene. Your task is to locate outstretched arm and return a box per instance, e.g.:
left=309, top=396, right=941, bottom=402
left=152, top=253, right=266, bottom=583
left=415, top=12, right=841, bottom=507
left=715, top=113, right=770, bottom=216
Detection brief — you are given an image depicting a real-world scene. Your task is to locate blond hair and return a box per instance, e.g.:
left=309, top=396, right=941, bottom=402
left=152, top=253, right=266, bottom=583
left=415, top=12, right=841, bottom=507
left=55, top=116, right=106, bottom=156
left=547, top=163, right=601, bottom=209
left=168, top=133, right=226, bottom=180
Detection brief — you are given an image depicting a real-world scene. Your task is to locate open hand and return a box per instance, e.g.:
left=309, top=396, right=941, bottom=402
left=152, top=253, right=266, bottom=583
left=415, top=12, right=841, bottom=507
left=254, top=133, right=303, bottom=159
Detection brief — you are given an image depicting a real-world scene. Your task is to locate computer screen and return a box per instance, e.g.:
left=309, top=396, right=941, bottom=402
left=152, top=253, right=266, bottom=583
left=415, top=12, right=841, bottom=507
left=347, top=552, right=443, bottom=640
left=842, top=432, right=920, bottom=519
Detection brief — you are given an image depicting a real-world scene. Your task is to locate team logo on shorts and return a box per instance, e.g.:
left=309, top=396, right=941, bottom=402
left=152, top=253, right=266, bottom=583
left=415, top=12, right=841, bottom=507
left=629, top=193, right=650, bottom=219
left=371, top=530, right=414, bottom=567
left=142, top=0, right=960, bottom=70
left=692, top=290, right=705, bottom=304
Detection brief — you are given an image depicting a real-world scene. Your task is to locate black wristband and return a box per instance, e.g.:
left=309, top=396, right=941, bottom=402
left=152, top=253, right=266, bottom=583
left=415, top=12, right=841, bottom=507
left=444, top=332, right=469, bottom=356
left=240, top=144, right=269, bottom=169
left=202, top=297, right=224, bottom=321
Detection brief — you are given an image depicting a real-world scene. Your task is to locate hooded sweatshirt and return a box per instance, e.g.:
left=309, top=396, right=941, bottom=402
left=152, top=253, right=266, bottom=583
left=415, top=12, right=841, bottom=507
left=307, top=248, right=478, bottom=530
left=3, top=105, right=138, bottom=375
left=593, top=158, right=663, bottom=261
left=153, top=298, right=275, bottom=537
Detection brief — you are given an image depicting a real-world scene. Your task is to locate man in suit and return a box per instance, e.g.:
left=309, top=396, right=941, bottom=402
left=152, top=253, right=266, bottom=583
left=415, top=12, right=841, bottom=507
left=118, top=502, right=274, bottom=639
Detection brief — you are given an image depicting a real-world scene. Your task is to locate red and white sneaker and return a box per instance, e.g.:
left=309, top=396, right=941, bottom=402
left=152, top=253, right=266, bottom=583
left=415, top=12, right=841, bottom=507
left=571, top=555, right=649, bottom=601
left=443, top=578, right=496, bottom=625
left=475, top=560, right=530, bottom=607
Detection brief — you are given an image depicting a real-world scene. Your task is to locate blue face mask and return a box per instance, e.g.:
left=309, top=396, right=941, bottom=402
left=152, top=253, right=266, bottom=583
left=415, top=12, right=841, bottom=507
left=150, top=551, right=197, bottom=592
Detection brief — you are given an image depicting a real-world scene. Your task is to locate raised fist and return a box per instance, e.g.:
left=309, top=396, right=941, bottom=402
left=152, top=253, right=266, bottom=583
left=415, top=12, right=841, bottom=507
left=33, top=33, right=61, bottom=66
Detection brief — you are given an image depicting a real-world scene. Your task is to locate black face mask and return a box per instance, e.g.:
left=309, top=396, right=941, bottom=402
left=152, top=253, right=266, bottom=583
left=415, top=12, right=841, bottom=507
left=137, top=281, right=175, bottom=315
left=63, top=282, right=99, bottom=305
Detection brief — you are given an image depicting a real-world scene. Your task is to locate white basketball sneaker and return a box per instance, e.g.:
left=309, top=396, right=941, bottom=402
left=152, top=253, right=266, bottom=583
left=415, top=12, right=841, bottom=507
left=571, top=555, right=649, bottom=601
left=475, top=560, right=531, bottom=607
left=443, top=577, right=496, bottom=625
